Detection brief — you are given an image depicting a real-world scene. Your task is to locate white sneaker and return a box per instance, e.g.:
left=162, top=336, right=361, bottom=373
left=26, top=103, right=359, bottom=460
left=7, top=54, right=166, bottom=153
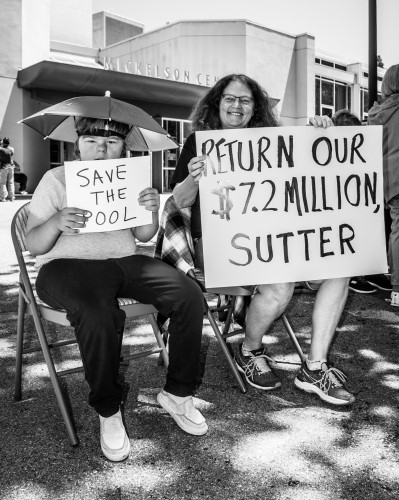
left=390, top=292, right=399, bottom=307
left=157, top=390, right=208, bottom=436
left=99, top=409, right=130, bottom=461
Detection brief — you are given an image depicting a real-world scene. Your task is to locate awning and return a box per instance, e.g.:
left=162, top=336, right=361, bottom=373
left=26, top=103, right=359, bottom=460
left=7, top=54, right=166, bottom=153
left=17, top=60, right=280, bottom=111
left=17, top=60, right=208, bottom=108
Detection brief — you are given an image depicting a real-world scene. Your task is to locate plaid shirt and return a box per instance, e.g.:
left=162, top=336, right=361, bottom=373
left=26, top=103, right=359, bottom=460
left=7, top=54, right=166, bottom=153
left=154, top=195, right=195, bottom=275
left=155, top=195, right=251, bottom=326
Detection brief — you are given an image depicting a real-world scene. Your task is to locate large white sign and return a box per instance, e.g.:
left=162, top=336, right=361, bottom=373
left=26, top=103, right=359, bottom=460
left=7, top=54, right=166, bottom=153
left=65, top=156, right=152, bottom=233
left=197, top=126, right=388, bottom=288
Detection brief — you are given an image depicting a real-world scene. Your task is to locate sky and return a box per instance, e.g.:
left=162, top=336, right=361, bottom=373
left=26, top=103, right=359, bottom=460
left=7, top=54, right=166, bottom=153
left=92, top=0, right=399, bottom=69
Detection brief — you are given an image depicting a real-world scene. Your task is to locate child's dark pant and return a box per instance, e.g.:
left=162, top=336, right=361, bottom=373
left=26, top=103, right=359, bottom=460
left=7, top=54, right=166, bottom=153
left=36, top=255, right=204, bottom=417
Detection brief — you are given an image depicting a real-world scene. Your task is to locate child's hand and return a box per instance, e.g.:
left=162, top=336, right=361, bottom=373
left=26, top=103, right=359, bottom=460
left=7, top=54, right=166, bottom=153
left=52, top=207, right=89, bottom=234
left=138, top=188, right=160, bottom=212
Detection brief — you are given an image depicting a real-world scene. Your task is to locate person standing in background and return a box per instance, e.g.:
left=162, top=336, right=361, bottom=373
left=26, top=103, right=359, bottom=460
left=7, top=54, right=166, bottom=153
left=3, top=137, right=29, bottom=195
left=0, top=137, right=15, bottom=202
left=368, top=65, right=399, bottom=306
left=331, top=110, right=392, bottom=295
left=13, top=159, right=28, bottom=195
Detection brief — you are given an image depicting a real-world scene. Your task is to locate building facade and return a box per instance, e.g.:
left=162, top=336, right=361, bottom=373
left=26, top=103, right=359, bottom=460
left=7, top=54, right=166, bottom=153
left=0, top=0, right=385, bottom=193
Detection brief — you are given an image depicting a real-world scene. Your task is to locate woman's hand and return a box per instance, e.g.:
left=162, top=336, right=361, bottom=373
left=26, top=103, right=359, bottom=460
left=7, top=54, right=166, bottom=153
left=173, top=155, right=206, bottom=208
left=52, top=207, right=89, bottom=234
left=188, top=155, right=206, bottom=184
left=309, top=115, right=334, bottom=128
left=138, top=187, right=160, bottom=212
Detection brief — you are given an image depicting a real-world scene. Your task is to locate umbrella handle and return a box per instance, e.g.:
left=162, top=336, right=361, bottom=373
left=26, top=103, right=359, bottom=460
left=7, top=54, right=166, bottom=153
left=105, top=90, right=112, bottom=128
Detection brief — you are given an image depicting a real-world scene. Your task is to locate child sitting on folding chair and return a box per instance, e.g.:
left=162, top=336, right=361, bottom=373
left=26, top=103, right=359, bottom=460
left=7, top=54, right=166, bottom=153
left=25, top=116, right=207, bottom=462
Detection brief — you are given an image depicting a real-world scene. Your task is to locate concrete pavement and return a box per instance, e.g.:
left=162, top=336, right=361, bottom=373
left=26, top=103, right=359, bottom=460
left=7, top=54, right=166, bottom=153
left=1, top=196, right=399, bottom=500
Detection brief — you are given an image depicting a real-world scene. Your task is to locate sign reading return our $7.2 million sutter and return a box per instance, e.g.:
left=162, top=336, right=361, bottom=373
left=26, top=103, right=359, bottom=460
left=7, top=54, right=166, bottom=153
left=197, top=126, right=388, bottom=289
left=65, top=156, right=152, bottom=233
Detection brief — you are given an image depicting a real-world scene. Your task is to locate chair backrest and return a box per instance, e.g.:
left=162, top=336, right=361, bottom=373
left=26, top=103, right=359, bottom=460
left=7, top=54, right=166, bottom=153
left=11, top=202, right=30, bottom=255
left=10, top=202, right=38, bottom=306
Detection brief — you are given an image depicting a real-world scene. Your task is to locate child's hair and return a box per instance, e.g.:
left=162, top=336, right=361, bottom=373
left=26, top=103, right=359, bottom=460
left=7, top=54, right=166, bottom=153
left=73, top=117, right=130, bottom=159
left=331, top=109, right=362, bottom=126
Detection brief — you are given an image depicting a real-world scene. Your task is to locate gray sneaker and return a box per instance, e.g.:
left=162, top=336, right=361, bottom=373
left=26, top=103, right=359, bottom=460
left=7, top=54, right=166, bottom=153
left=389, top=292, right=399, bottom=307
left=294, top=362, right=355, bottom=405
left=235, top=343, right=281, bottom=390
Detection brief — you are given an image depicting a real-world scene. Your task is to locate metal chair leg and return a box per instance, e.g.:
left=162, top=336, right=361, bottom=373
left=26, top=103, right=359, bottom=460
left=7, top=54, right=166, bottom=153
left=204, top=298, right=247, bottom=394
left=281, top=314, right=306, bottom=363
left=148, top=313, right=169, bottom=367
left=14, top=290, right=26, bottom=401
left=30, top=307, right=79, bottom=446
left=221, top=296, right=236, bottom=337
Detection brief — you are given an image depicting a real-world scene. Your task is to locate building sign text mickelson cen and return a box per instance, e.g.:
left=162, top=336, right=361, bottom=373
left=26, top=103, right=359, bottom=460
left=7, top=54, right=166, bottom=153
left=103, top=56, right=219, bottom=87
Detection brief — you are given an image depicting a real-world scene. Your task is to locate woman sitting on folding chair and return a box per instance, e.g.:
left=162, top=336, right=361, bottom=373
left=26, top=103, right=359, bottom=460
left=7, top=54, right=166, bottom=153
left=172, top=73, right=354, bottom=406
left=25, top=114, right=207, bottom=462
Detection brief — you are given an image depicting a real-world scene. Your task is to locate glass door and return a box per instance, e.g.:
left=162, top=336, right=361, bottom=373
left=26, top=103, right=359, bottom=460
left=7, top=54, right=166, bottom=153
left=161, top=118, right=191, bottom=192
left=50, top=140, right=74, bottom=169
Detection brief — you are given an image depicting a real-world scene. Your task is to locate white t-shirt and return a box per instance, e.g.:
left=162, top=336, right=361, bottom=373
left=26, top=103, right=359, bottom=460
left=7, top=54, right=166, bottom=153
left=29, top=166, right=138, bottom=268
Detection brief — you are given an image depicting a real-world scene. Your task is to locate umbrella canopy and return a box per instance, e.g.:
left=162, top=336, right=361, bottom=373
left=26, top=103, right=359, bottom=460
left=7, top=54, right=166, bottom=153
left=18, top=92, right=179, bottom=152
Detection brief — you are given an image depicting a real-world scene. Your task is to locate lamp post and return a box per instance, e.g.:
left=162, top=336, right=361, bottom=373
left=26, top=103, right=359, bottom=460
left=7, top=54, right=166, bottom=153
left=368, top=0, right=378, bottom=110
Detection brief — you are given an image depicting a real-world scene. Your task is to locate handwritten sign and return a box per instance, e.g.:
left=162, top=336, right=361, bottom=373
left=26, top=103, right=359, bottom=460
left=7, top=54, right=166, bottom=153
left=65, top=156, right=152, bottom=233
left=197, top=126, right=388, bottom=288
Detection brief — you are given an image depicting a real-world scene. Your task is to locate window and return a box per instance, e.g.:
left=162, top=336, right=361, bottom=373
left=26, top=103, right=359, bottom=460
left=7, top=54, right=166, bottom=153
left=347, top=87, right=351, bottom=113
left=363, top=72, right=383, bottom=83
left=335, top=82, right=347, bottom=111
left=361, top=88, right=369, bottom=119
left=50, top=140, right=74, bottom=169
left=361, top=88, right=381, bottom=120
left=315, top=58, right=347, bottom=71
left=315, top=78, right=320, bottom=115
left=161, top=118, right=191, bottom=192
left=322, top=79, right=334, bottom=106
left=315, top=76, right=350, bottom=117
left=321, top=79, right=334, bottom=117
left=335, top=64, right=347, bottom=72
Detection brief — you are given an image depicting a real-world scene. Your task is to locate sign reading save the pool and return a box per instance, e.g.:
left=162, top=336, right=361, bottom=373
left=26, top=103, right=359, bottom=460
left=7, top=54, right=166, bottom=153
left=65, top=156, right=152, bottom=233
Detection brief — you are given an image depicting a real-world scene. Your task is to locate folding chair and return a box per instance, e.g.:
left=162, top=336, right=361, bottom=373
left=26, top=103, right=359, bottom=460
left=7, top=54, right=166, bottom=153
left=11, top=203, right=169, bottom=446
left=155, top=196, right=305, bottom=394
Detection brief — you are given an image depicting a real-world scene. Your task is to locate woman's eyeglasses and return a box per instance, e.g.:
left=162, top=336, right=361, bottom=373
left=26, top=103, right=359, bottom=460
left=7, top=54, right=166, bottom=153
left=221, top=94, right=254, bottom=107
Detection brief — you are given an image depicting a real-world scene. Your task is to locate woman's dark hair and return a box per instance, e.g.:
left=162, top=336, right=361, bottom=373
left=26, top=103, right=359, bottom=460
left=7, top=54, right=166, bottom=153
left=331, top=110, right=362, bottom=126
left=73, top=117, right=129, bottom=159
left=189, top=74, right=279, bottom=131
